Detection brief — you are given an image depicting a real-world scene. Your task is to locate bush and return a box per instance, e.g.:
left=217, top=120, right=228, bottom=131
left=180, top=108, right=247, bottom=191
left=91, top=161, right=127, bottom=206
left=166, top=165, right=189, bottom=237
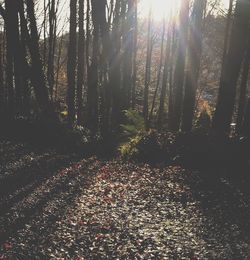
left=0, top=116, right=93, bottom=154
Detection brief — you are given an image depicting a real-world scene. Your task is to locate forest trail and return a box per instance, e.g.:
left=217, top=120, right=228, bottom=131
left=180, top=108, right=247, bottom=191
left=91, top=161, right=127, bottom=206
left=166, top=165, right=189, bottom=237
left=1, top=141, right=250, bottom=259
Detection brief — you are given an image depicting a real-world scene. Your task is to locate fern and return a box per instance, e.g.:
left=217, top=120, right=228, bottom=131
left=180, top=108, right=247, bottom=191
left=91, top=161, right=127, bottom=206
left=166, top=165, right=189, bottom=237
left=120, top=109, right=145, bottom=138
left=119, top=109, right=146, bottom=158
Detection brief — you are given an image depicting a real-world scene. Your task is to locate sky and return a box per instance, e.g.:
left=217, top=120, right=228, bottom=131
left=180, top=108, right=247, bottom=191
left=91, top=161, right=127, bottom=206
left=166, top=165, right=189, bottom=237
left=36, top=0, right=231, bottom=35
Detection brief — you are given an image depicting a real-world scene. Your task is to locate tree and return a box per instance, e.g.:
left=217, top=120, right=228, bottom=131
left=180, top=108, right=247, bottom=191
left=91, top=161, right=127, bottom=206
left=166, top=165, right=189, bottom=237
left=212, top=0, right=250, bottom=136
left=181, top=0, right=206, bottom=132
left=86, top=0, right=100, bottom=133
left=77, top=0, right=85, bottom=125
left=143, top=7, right=153, bottom=125
left=67, top=0, right=77, bottom=126
left=26, top=0, right=50, bottom=112
left=170, top=0, right=190, bottom=131
left=236, top=38, right=250, bottom=133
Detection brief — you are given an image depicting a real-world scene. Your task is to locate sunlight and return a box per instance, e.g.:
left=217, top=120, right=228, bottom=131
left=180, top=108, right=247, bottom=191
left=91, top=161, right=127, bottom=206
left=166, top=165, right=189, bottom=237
left=139, top=0, right=181, bottom=21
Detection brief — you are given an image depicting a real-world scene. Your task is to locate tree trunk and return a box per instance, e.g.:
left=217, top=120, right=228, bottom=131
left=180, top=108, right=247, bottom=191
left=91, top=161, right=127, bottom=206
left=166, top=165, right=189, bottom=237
left=236, top=38, right=250, bottom=133
left=26, top=0, right=50, bottom=112
left=110, top=0, right=122, bottom=129
left=122, top=0, right=134, bottom=109
left=150, top=18, right=166, bottom=124
left=67, top=0, right=77, bottom=126
left=181, top=0, right=206, bottom=132
left=77, top=0, right=85, bottom=125
left=212, top=0, right=250, bottom=136
left=158, top=22, right=171, bottom=130
left=47, top=0, right=57, bottom=100
left=143, top=7, right=153, bottom=125
left=170, top=0, right=189, bottom=131
left=132, top=0, right=138, bottom=109
left=86, top=0, right=100, bottom=133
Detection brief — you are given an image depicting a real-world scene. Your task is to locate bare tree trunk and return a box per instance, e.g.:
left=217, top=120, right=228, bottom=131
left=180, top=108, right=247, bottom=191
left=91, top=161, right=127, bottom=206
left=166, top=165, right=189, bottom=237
left=67, top=0, right=77, bottom=126
left=168, top=22, right=176, bottom=130
left=236, top=38, right=250, bottom=133
left=86, top=0, right=100, bottom=133
left=181, top=0, right=206, bottom=132
left=158, top=21, right=171, bottom=130
left=47, top=0, right=57, bottom=100
left=77, top=0, right=85, bottom=125
left=241, top=97, right=250, bottom=135
left=170, top=0, right=189, bottom=131
left=55, top=32, right=64, bottom=101
left=122, top=0, right=134, bottom=109
left=110, top=0, right=122, bottom=129
left=221, top=0, right=234, bottom=75
left=19, top=0, right=30, bottom=115
left=0, top=32, right=4, bottom=113
left=150, top=18, right=166, bottom=123
left=132, top=0, right=138, bottom=109
left=86, top=0, right=90, bottom=79
left=26, top=0, right=50, bottom=112
left=143, top=7, right=153, bottom=125
left=5, top=0, right=17, bottom=116
left=212, top=0, right=250, bottom=136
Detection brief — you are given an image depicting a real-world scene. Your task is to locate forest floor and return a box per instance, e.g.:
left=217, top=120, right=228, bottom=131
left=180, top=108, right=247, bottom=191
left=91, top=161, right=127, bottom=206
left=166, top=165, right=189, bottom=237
left=1, top=140, right=250, bottom=259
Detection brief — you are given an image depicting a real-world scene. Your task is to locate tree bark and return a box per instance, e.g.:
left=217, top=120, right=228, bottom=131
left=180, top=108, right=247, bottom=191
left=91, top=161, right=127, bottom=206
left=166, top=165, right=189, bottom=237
left=181, top=0, right=206, bottom=132
left=67, top=0, right=77, bottom=126
left=237, top=38, right=250, bottom=133
left=143, top=7, right=153, bottom=125
left=170, top=0, right=189, bottom=131
left=212, top=0, right=250, bottom=136
left=77, top=0, right=85, bottom=125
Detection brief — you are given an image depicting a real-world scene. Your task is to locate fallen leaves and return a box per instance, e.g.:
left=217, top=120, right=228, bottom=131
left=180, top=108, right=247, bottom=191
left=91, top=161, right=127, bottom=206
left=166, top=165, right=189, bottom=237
left=1, top=143, right=250, bottom=259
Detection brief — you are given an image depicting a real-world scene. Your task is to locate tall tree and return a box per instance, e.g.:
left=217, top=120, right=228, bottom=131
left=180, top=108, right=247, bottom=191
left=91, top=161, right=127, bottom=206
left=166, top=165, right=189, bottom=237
left=143, top=7, right=153, bottom=125
left=47, top=0, right=57, bottom=100
left=158, top=20, right=171, bottom=129
left=132, top=0, right=138, bottom=108
left=181, top=0, right=206, bottom=132
left=26, top=0, right=50, bottom=112
left=110, top=0, right=122, bottom=129
left=212, top=0, right=250, bottom=136
left=67, top=0, right=77, bottom=126
left=150, top=18, right=166, bottom=124
left=236, top=38, right=250, bottom=132
left=122, top=0, right=134, bottom=109
left=86, top=0, right=100, bottom=133
left=77, top=0, right=85, bottom=124
left=170, top=0, right=190, bottom=131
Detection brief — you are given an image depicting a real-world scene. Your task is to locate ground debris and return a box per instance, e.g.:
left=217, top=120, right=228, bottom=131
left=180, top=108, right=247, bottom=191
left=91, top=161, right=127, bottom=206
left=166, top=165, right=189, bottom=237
left=1, top=141, right=250, bottom=259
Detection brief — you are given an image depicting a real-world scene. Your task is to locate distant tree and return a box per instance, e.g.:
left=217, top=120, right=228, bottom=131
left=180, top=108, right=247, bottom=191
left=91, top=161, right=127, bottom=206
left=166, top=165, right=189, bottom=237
left=67, top=0, right=77, bottom=126
left=150, top=18, right=166, bottom=124
left=143, top=7, right=153, bottom=125
left=122, top=0, right=134, bottom=110
left=47, top=0, right=58, bottom=100
left=158, top=20, right=171, bottom=130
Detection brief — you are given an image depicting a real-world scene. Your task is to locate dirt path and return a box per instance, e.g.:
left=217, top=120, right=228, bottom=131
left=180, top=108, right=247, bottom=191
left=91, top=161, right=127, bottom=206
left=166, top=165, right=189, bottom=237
left=1, top=141, right=250, bottom=259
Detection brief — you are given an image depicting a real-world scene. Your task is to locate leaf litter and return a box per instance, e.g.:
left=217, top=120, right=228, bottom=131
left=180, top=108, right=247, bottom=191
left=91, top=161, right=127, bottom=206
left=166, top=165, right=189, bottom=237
left=1, top=141, right=250, bottom=259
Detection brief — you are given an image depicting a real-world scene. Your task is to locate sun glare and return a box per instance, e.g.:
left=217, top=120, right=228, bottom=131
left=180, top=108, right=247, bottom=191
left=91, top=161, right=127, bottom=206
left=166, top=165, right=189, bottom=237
left=139, top=0, right=181, bottom=21
left=139, top=0, right=230, bottom=21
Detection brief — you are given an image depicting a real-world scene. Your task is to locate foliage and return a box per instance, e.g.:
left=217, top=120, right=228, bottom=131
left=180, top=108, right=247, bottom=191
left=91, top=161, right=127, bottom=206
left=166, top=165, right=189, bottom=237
left=0, top=117, right=93, bottom=153
left=195, top=103, right=212, bottom=131
left=118, top=109, right=179, bottom=163
left=120, top=109, right=146, bottom=138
